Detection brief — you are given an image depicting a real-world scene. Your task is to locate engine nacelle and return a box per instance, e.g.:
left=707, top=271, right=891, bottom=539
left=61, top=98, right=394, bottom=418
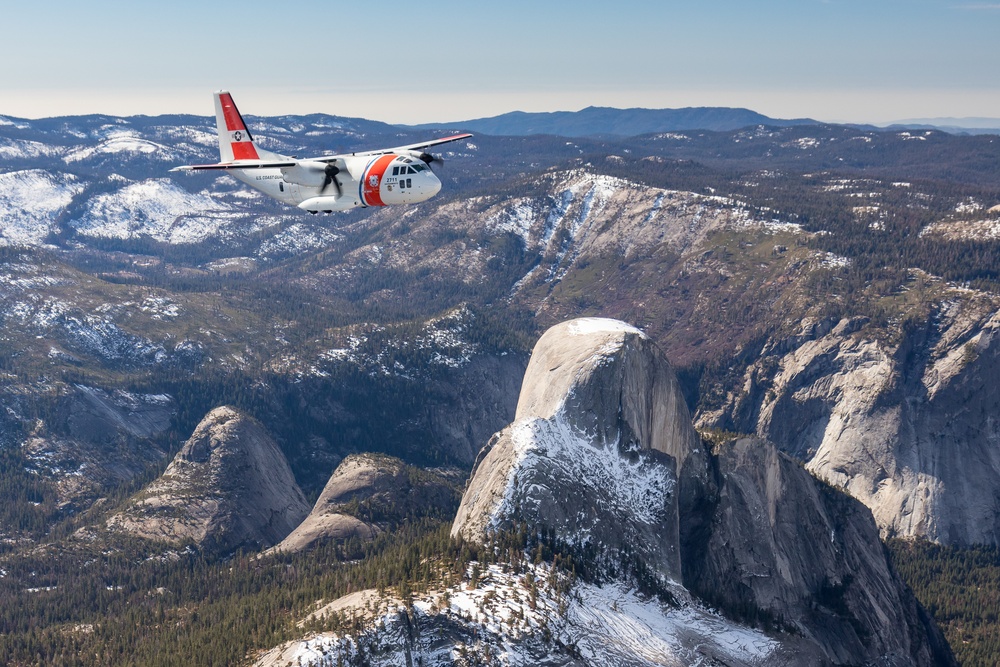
left=279, top=161, right=328, bottom=187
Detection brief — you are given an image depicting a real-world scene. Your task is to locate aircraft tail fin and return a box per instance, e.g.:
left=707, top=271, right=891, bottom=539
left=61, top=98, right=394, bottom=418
left=213, top=91, right=283, bottom=162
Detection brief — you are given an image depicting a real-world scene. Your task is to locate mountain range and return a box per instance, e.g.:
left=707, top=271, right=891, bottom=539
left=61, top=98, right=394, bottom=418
left=406, top=105, right=817, bottom=136
left=1, top=106, right=1000, bottom=665
left=406, top=105, right=1000, bottom=137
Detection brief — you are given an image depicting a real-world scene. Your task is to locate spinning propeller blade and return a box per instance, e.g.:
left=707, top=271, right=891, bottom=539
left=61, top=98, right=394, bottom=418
left=321, top=163, right=342, bottom=196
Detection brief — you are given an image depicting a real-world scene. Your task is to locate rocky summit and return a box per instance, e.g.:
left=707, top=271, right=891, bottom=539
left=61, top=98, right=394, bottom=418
left=108, top=406, right=310, bottom=554
left=452, top=318, right=703, bottom=582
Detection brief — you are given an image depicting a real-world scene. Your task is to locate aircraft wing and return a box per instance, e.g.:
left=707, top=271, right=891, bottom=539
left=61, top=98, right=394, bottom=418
left=308, top=133, right=474, bottom=163
left=172, top=133, right=472, bottom=170
left=170, top=160, right=297, bottom=172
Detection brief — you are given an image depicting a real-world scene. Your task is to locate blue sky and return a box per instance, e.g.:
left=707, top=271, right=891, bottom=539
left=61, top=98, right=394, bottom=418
left=1, top=0, right=998, bottom=124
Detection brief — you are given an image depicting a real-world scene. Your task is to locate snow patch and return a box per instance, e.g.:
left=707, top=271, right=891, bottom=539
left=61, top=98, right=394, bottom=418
left=568, top=317, right=645, bottom=338
left=0, top=138, right=64, bottom=159
left=257, top=223, right=342, bottom=257
left=487, top=201, right=536, bottom=244
left=496, top=412, right=673, bottom=531
left=815, top=252, right=852, bottom=269
left=64, top=132, right=178, bottom=163
left=789, top=137, right=820, bottom=149
left=255, top=562, right=778, bottom=667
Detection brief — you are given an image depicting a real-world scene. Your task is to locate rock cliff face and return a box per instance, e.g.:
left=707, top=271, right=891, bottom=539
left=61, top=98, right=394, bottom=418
left=685, top=437, right=950, bottom=664
left=452, top=317, right=954, bottom=666
left=423, top=352, right=526, bottom=465
left=272, top=453, right=459, bottom=554
left=108, top=406, right=310, bottom=553
left=702, top=300, right=1000, bottom=545
left=15, top=385, right=174, bottom=513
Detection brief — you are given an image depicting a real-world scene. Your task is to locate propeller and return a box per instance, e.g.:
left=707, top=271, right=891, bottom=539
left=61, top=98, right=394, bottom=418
left=418, top=152, right=444, bottom=170
left=320, top=163, right=342, bottom=196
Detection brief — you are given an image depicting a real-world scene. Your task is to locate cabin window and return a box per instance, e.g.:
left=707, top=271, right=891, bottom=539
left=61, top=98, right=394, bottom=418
left=279, top=182, right=284, bottom=192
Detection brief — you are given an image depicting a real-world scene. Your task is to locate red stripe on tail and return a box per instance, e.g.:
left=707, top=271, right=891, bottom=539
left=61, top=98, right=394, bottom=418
left=219, top=93, right=247, bottom=131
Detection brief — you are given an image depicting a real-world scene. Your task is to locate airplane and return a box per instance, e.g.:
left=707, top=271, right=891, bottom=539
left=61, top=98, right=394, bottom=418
left=171, top=91, right=472, bottom=214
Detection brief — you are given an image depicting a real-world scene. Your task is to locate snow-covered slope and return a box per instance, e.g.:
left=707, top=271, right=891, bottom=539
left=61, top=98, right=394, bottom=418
left=63, top=131, right=179, bottom=163
left=0, top=169, right=83, bottom=246
left=254, top=562, right=789, bottom=667
left=70, top=178, right=238, bottom=243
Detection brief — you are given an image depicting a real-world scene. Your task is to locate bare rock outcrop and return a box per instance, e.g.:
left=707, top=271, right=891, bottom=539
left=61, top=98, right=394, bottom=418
left=272, top=453, right=458, bottom=554
left=685, top=437, right=952, bottom=665
left=703, top=302, right=1000, bottom=545
left=108, top=406, right=309, bottom=553
left=16, top=385, right=174, bottom=512
left=453, top=317, right=955, bottom=666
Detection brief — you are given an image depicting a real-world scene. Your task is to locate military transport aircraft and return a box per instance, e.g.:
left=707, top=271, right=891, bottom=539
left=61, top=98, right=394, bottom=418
left=171, top=91, right=472, bottom=214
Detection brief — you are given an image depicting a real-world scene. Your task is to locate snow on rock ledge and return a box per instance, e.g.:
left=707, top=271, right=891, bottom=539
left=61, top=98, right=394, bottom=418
left=254, top=562, right=790, bottom=667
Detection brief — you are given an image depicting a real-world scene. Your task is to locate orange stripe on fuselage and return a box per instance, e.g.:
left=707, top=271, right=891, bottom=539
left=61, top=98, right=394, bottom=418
left=362, top=154, right=396, bottom=207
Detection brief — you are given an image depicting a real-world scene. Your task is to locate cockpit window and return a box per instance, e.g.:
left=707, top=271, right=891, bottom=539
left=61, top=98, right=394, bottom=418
left=411, top=164, right=425, bottom=172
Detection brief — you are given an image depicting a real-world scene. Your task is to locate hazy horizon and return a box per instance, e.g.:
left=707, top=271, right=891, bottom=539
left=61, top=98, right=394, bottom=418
left=2, top=1, right=999, bottom=126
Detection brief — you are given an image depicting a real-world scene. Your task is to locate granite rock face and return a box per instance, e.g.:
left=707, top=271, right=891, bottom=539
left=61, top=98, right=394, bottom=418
left=452, top=318, right=702, bottom=581
left=452, top=317, right=955, bottom=666
left=16, top=385, right=174, bottom=513
left=685, top=437, right=951, bottom=665
left=108, top=406, right=309, bottom=553
left=703, top=305, right=1000, bottom=545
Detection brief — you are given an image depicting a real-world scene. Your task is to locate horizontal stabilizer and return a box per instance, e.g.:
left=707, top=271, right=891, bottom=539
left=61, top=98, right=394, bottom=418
left=171, top=160, right=296, bottom=172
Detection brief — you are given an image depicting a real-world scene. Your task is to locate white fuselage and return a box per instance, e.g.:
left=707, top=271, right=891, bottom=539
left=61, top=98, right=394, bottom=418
left=231, top=153, right=442, bottom=213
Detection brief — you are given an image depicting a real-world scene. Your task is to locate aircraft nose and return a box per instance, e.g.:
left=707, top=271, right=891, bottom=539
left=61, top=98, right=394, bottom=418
left=427, top=172, right=442, bottom=197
